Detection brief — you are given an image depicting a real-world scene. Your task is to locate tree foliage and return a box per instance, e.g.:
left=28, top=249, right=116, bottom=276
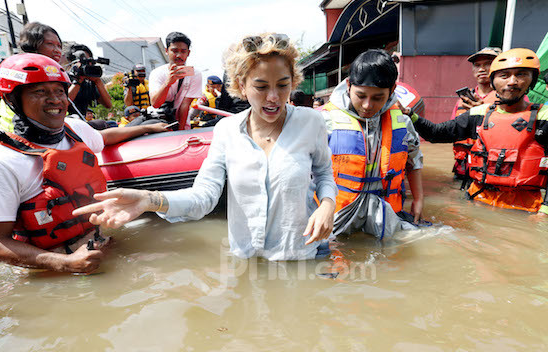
left=93, top=72, right=125, bottom=120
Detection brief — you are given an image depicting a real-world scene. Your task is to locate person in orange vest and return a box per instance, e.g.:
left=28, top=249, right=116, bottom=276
left=0, top=54, right=112, bottom=273
left=189, top=75, right=224, bottom=125
left=411, top=48, right=548, bottom=216
left=321, top=49, right=425, bottom=239
left=451, top=47, right=501, bottom=182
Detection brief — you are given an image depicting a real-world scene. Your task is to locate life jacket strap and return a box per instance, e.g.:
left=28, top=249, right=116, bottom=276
left=483, top=105, right=497, bottom=130
left=527, top=104, right=540, bottom=132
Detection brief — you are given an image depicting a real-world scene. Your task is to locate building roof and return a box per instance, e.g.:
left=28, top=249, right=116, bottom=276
left=110, top=37, right=162, bottom=44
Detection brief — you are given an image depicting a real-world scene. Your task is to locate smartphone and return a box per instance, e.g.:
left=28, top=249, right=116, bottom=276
left=165, top=121, right=179, bottom=129
left=178, top=66, right=194, bottom=76
left=456, top=87, right=478, bottom=102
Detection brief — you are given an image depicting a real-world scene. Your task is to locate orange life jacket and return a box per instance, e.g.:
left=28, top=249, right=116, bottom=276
left=0, top=126, right=107, bottom=249
left=453, top=90, right=498, bottom=178
left=469, top=103, right=548, bottom=191
left=323, top=102, right=409, bottom=213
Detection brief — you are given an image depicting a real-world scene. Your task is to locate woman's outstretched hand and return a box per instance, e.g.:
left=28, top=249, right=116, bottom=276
left=303, top=198, right=336, bottom=245
left=73, top=189, right=164, bottom=228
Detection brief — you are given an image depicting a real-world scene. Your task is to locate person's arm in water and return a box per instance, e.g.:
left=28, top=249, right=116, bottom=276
left=302, top=112, right=338, bottom=245
left=407, top=169, right=424, bottom=223
left=99, top=122, right=168, bottom=145
left=403, top=116, right=424, bottom=222
left=0, top=222, right=105, bottom=273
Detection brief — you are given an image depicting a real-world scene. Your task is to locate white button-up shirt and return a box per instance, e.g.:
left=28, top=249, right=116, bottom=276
left=160, top=105, right=337, bottom=260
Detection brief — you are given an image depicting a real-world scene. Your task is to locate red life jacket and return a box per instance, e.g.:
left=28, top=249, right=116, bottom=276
left=469, top=103, right=548, bottom=191
left=0, top=125, right=107, bottom=249
left=453, top=91, right=498, bottom=179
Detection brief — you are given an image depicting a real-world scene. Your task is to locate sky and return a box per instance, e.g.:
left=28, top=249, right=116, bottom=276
left=7, top=0, right=327, bottom=81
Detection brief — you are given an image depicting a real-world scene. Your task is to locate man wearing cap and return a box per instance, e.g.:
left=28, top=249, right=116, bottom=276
left=119, top=106, right=141, bottom=127
left=451, top=47, right=502, bottom=181
left=411, top=48, right=548, bottom=216
left=190, top=75, right=223, bottom=123
left=124, top=63, right=150, bottom=110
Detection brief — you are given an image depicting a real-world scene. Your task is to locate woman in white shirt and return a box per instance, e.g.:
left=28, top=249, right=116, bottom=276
left=74, top=33, right=338, bottom=260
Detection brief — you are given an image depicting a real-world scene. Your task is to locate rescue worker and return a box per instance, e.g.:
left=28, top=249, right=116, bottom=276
left=189, top=75, right=223, bottom=123
left=0, top=22, right=63, bottom=133
left=0, top=54, right=110, bottom=273
left=411, top=48, right=548, bottom=216
left=123, top=63, right=151, bottom=110
left=321, top=49, right=424, bottom=239
left=119, top=106, right=141, bottom=127
left=452, top=47, right=501, bottom=182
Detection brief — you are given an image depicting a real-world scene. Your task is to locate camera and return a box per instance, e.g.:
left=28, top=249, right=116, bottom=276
left=124, top=72, right=140, bottom=88
left=69, top=49, right=110, bottom=81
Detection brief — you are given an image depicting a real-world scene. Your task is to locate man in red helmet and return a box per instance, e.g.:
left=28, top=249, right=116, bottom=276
left=411, top=48, right=548, bottom=215
left=0, top=54, right=111, bottom=273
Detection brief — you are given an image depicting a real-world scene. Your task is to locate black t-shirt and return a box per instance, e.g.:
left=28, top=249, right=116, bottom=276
left=69, top=80, right=100, bottom=116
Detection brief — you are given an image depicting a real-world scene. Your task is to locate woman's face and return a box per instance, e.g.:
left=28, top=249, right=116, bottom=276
left=347, top=80, right=393, bottom=119
left=37, top=31, right=62, bottom=63
left=241, top=56, right=292, bottom=124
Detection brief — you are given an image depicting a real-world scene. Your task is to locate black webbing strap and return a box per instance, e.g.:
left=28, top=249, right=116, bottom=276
left=0, top=131, right=47, bottom=155
left=483, top=105, right=497, bottom=130
left=527, top=104, right=540, bottom=132
left=493, top=149, right=506, bottom=175
left=63, top=125, right=83, bottom=142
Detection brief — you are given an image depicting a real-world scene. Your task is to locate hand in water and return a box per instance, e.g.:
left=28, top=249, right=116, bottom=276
left=303, top=198, right=335, bottom=245
left=73, top=189, right=155, bottom=229
left=410, top=198, right=424, bottom=224
left=65, top=242, right=105, bottom=273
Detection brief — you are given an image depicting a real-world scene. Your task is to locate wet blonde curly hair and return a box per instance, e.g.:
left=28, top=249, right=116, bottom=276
left=223, top=33, right=303, bottom=100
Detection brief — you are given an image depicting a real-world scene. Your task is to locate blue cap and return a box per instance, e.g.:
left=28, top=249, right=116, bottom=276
left=207, top=75, right=222, bottom=85
left=124, top=105, right=140, bottom=117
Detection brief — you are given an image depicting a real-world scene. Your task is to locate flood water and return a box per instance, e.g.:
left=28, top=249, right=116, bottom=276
left=2, top=142, right=548, bottom=351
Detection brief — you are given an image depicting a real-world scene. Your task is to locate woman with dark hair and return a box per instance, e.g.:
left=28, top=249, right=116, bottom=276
left=18, top=22, right=63, bottom=62
left=322, top=49, right=425, bottom=239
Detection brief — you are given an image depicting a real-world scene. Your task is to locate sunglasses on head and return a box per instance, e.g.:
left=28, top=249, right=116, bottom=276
left=242, top=34, right=290, bottom=53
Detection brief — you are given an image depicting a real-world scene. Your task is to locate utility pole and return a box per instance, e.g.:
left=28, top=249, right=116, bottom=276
left=17, top=0, right=29, bottom=25
left=3, top=0, right=17, bottom=49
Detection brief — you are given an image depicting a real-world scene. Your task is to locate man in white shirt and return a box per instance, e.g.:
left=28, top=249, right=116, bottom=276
left=149, top=32, right=202, bottom=130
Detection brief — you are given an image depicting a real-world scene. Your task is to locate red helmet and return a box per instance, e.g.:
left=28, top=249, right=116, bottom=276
left=0, top=53, right=70, bottom=95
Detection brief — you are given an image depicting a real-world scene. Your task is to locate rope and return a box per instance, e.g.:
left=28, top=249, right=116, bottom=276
left=99, top=136, right=211, bottom=167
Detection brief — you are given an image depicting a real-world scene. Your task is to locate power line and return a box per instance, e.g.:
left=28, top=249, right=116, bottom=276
left=65, top=1, right=146, bottom=47
left=63, top=0, right=166, bottom=63
left=112, top=0, right=150, bottom=28
left=49, top=0, right=134, bottom=71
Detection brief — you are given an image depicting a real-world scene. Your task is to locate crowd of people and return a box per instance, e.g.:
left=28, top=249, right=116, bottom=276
left=0, top=21, right=547, bottom=274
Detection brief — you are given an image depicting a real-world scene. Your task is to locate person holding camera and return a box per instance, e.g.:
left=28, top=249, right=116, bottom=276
left=149, top=32, right=202, bottom=130
left=66, top=44, right=113, bottom=117
left=123, top=63, right=150, bottom=110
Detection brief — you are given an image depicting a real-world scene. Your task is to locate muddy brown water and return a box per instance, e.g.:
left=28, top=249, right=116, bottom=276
left=2, top=143, right=548, bottom=351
